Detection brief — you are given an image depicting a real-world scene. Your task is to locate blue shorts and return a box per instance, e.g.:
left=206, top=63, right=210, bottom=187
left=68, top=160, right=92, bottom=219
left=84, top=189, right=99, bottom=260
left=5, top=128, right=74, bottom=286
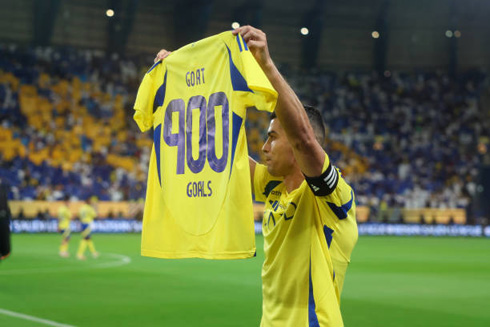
left=81, top=223, right=92, bottom=240
left=59, top=228, right=71, bottom=240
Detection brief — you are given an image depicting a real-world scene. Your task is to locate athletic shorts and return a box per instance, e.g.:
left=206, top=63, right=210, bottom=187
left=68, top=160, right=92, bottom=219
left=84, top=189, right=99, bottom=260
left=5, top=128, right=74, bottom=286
left=59, top=228, right=71, bottom=240
left=81, top=223, right=93, bottom=240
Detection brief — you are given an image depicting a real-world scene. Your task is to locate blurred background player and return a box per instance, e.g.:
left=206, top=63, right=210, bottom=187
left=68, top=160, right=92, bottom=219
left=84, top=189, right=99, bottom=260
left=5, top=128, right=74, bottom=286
left=77, top=196, right=99, bottom=260
left=57, top=195, right=72, bottom=258
left=0, top=178, right=11, bottom=261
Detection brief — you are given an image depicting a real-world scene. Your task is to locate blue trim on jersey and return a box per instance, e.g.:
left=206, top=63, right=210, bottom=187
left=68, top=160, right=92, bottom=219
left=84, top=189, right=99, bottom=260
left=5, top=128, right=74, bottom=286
left=309, top=262, right=321, bottom=327
left=323, top=225, right=334, bottom=248
left=154, top=124, right=162, bottom=186
left=81, top=223, right=90, bottom=230
left=263, top=181, right=282, bottom=198
left=153, top=71, right=168, bottom=112
left=236, top=35, right=243, bottom=52
left=152, top=71, right=167, bottom=187
left=147, top=60, right=161, bottom=74
left=242, top=37, right=249, bottom=51
left=225, top=45, right=254, bottom=93
left=326, top=190, right=354, bottom=220
left=229, top=113, right=243, bottom=177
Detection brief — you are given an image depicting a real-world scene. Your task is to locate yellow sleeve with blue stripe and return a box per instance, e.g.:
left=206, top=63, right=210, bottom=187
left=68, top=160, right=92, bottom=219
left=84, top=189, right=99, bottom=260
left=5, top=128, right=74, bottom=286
left=303, top=154, right=354, bottom=210
left=305, top=154, right=358, bottom=294
left=232, top=33, right=278, bottom=111
left=133, top=62, right=165, bottom=132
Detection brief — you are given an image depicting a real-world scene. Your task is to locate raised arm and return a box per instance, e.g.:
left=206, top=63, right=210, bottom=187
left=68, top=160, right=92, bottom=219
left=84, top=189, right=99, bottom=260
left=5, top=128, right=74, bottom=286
left=233, top=26, right=325, bottom=177
left=249, top=156, right=257, bottom=195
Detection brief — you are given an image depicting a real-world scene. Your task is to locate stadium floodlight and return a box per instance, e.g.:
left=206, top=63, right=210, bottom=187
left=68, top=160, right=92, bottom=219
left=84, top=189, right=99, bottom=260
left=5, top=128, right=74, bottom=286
left=454, top=30, right=462, bottom=38
left=371, top=31, right=380, bottom=39
left=478, top=142, right=487, bottom=154
left=300, top=27, right=309, bottom=36
left=231, top=22, right=240, bottom=29
left=106, top=9, right=115, bottom=17
left=445, top=30, right=453, bottom=38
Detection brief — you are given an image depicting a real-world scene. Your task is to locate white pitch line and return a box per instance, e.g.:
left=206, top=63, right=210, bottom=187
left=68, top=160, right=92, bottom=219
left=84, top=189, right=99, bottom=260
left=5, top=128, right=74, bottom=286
left=95, top=253, right=132, bottom=268
left=0, top=253, right=132, bottom=275
left=0, top=308, right=75, bottom=327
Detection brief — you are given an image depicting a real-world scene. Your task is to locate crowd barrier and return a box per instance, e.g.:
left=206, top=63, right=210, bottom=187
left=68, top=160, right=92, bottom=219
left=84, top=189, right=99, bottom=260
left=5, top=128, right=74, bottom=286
left=10, top=219, right=488, bottom=237
left=10, top=201, right=466, bottom=225
left=9, top=201, right=144, bottom=219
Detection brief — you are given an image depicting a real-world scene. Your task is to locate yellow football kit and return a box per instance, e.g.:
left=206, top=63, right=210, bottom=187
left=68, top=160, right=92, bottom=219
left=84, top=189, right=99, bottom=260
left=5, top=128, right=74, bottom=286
left=77, top=203, right=98, bottom=257
left=79, top=203, right=96, bottom=239
left=57, top=205, right=71, bottom=232
left=58, top=204, right=72, bottom=255
left=79, top=204, right=96, bottom=224
left=254, top=153, right=358, bottom=327
left=134, top=31, right=277, bottom=259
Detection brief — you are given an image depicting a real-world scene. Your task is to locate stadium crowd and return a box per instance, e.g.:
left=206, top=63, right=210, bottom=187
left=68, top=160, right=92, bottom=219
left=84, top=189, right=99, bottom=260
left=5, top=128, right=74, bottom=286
left=0, top=44, right=488, bottom=216
left=285, top=68, right=488, bottom=214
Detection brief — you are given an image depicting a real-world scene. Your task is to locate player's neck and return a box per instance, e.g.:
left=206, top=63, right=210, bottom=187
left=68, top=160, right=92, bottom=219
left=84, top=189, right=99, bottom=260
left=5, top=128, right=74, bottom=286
left=282, top=168, right=304, bottom=193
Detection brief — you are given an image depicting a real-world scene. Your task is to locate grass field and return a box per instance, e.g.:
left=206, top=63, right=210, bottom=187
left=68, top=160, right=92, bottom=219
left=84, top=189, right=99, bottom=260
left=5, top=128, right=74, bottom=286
left=0, top=234, right=489, bottom=327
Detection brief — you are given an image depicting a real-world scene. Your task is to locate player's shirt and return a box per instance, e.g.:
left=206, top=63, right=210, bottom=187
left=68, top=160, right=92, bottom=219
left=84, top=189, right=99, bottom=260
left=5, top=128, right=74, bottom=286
left=254, top=154, right=358, bottom=327
left=134, top=31, right=277, bottom=259
left=79, top=204, right=96, bottom=224
left=57, top=205, right=72, bottom=230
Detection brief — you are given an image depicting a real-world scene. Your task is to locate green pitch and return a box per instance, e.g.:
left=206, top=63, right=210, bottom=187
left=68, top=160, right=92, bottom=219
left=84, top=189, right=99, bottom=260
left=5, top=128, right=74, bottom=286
left=1, top=234, right=489, bottom=327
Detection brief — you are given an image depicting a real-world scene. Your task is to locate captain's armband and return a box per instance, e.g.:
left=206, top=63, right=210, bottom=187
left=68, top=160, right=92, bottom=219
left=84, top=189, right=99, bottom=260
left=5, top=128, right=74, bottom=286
left=304, top=163, right=339, bottom=196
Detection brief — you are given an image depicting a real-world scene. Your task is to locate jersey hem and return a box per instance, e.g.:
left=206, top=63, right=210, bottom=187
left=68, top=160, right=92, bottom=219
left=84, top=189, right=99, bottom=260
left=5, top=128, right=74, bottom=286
left=141, top=249, right=256, bottom=260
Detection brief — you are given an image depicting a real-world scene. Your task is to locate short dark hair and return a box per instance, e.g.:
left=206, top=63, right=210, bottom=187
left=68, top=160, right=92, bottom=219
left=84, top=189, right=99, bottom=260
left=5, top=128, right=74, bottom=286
left=270, top=105, right=326, bottom=145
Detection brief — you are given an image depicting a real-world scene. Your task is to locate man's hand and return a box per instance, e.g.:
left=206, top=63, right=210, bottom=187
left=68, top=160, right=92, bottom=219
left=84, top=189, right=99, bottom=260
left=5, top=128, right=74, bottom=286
left=154, top=49, right=172, bottom=63
left=232, top=26, right=273, bottom=72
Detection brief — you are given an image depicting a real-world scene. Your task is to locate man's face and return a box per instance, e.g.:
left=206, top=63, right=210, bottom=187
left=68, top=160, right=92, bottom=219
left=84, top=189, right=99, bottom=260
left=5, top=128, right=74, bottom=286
left=262, top=119, right=296, bottom=177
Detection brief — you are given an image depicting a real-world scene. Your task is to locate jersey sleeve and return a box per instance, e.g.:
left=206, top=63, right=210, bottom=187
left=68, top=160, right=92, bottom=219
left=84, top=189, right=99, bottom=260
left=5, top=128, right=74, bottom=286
left=253, top=163, right=282, bottom=203
left=133, top=62, right=166, bottom=132
left=229, top=33, right=278, bottom=113
left=304, top=153, right=355, bottom=219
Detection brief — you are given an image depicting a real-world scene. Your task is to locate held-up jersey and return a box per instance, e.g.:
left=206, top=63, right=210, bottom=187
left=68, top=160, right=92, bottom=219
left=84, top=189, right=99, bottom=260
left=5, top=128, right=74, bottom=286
left=79, top=204, right=96, bottom=224
left=134, top=31, right=277, bottom=259
left=254, top=153, right=358, bottom=327
left=57, top=205, right=71, bottom=230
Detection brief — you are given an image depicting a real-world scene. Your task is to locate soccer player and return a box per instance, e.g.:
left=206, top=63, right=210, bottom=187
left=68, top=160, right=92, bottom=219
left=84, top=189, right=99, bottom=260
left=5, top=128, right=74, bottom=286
left=0, top=179, right=11, bottom=261
left=76, top=197, right=99, bottom=260
left=155, top=25, right=358, bottom=326
left=57, top=195, right=72, bottom=258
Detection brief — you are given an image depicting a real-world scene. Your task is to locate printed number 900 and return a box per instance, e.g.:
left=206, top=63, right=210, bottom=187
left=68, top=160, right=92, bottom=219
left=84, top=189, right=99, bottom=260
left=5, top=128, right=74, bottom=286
left=163, top=92, right=229, bottom=175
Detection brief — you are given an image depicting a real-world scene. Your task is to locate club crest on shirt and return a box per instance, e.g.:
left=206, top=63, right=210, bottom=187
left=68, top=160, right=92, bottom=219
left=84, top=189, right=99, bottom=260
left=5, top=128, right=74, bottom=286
left=263, top=201, right=297, bottom=232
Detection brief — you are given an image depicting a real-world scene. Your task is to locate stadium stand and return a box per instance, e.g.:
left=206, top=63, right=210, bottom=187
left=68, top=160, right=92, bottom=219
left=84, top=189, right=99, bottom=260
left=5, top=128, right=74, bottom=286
left=0, top=44, right=488, bottom=224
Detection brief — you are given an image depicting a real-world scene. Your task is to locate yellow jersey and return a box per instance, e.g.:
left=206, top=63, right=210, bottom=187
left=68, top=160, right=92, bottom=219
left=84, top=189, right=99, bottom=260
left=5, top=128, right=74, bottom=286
left=57, top=205, right=71, bottom=230
left=134, top=31, right=277, bottom=259
left=254, top=154, right=358, bottom=327
left=79, top=204, right=96, bottom=224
